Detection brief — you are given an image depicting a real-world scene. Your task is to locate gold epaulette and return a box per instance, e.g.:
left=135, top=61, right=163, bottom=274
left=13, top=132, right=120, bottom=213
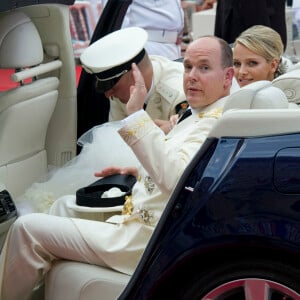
left=198, top=107, right=223, bottom=119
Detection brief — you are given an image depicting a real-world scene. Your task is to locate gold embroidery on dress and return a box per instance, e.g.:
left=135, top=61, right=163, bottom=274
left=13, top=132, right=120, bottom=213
left=198, top=107, right=223, bottom=119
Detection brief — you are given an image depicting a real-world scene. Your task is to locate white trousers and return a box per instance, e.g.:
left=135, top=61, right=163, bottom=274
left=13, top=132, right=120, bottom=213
left=48, top=194, right=117, bottom=221
left=0, top=201, right=153, bottom=300
left=0, top=214, right=103, bottom=300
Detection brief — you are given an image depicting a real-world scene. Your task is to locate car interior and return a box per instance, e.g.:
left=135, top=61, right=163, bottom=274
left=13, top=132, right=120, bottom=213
left=0, top=2, right=77, bottom=275
left=0, top=11, right=60, bottom=198
left=0, top=1, right=299, bottom=299
left=0, top=4, right=78, bottom=194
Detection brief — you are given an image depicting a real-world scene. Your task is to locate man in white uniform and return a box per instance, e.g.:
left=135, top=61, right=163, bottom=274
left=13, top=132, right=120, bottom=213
left=100, top=0, right=184, bottom=60
left=0, top=35, right=234, bottom=300
left=81, top=27, right=187, bottom=125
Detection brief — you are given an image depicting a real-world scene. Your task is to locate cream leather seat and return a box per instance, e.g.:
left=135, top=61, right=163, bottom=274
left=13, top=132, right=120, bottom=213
left=272, top=68, right=300, bottom=108
left=44, top=80, right=293, bottom=300
left=45, top=261, right=130, bottom=300
left=0, top=11, right=61, bottom=199
left=210, top=80, right=299, bottom=139
left=223, top=80, right=289, bottom=111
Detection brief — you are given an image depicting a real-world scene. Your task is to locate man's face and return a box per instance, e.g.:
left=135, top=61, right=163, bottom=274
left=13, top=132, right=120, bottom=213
left=183, top=37, right=231, bottom=109
left=104, top=70, right=133, bottom=103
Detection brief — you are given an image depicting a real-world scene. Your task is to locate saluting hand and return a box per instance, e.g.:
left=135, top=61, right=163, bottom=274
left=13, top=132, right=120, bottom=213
left=126, top=63, right=148, bottom=115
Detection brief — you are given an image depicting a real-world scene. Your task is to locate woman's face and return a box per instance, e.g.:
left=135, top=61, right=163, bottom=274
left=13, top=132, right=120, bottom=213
left=233, top=42, right=278, bottom=87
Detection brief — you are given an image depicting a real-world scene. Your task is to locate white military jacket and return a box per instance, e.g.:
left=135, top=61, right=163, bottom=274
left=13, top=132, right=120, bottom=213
left=107, top=97, right=226, bottom=226
left=52, top=97, right=226, bottom=275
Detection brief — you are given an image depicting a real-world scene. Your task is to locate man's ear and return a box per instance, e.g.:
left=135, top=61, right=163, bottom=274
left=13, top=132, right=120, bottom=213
left=225, top=67, right=234, bottom=88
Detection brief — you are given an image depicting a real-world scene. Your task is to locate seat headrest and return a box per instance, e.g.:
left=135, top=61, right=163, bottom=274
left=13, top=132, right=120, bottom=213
left=272, top=69, right=300, bottom=105
left=0, top=11, right=43, bottom=69
left=224, top=80, right=289, bottom=112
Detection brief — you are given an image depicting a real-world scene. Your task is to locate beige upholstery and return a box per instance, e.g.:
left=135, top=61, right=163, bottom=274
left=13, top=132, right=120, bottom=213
left=0, top=11, right=43, bottom=68
left=223, top=80, right=289, bottom=112
left=210, top=109, right=300, bottom=138
left=0, top=11, right=59, bottom=198
left=272, top=69, right=300, bottom=107
left=210, top=80, right=299, bottom=138
left=45, top=261, right=130, bottom=300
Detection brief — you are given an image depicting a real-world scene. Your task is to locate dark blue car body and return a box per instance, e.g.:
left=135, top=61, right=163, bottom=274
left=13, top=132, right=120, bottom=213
left=119, top=133, right=300, bottom=298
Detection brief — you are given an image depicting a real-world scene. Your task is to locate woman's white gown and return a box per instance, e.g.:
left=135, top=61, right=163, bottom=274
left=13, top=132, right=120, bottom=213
left=16, top=121, right=141, bottom=215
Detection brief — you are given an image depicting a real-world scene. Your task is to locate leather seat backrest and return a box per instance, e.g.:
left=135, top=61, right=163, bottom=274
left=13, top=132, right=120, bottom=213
left=272, top=69, right=300, bottom=107
left=223, top=80, right=289, bottom=112
left=209, top=80, right=297, bottom=139
left=0, top=11, right=43, bottom=69
left=0, top=11, right=60, bottom=197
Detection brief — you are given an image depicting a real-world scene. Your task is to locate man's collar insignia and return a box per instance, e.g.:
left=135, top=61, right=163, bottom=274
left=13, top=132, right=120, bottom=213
left=198, top=107, right=223, bottom=119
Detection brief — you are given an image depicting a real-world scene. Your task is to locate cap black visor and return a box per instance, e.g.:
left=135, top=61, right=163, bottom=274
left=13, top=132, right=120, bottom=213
left=94, top=49, right=146, bottom=93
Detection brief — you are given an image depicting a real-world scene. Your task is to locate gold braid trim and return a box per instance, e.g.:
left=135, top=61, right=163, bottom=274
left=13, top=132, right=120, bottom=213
left=120, top=116, right=152, bottom=144
left=198, top=107, right=223, bottom=119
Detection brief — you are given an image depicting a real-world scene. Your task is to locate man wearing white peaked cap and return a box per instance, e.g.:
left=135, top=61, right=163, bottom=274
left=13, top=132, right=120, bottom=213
left=80, top=27, right=188, bottom=125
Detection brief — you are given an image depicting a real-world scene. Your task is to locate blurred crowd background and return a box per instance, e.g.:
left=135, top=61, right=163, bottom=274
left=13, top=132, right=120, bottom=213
left=69, top=0, right=300, bottom=63
left=68, top=0, right=217, bottom=58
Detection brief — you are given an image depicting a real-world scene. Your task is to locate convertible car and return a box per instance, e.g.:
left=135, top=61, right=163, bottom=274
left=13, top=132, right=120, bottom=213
left=0, top=1, right=300, bottom=299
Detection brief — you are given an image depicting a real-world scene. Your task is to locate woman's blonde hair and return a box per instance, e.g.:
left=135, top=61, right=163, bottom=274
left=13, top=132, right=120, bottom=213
left=234, top=25, right=287, bottom=77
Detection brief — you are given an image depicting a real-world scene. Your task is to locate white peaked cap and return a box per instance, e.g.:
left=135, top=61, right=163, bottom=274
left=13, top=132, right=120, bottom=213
left=80, top=27, right=148, bottom=75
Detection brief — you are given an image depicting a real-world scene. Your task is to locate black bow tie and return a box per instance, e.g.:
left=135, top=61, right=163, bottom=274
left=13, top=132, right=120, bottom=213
left=177, top=109, right=192, bottom=124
